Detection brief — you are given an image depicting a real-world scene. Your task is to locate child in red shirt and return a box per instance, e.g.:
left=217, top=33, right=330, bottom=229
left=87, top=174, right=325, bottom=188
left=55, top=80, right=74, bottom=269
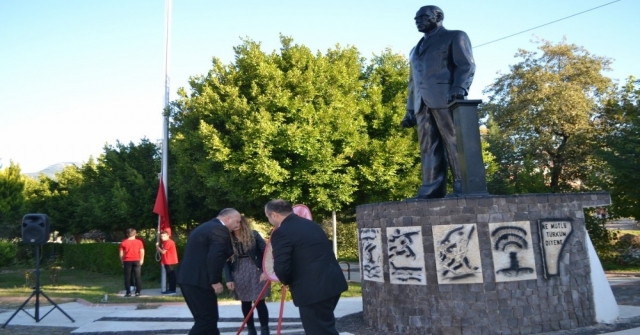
left=156, top=230, right=178, bottom=294
left=119, top=228, right=145, bottom=297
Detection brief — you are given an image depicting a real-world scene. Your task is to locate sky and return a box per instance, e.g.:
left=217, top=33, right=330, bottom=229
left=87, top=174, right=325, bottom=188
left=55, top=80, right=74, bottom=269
left=1, top=0, right=638, bottom=173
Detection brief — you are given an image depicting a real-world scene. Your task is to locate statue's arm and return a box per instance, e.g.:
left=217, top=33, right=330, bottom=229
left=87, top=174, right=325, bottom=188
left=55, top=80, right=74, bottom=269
left=401, top=63, right=417, bottom=128
left=448, top=31, right=476, bottom=102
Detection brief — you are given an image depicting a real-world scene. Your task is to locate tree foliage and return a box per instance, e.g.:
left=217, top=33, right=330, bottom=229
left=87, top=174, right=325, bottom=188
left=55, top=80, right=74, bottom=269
left=22, top=165, right=84, bottom=236
left=0, top=162, right=26, bottom=238
left=89, top=139, right=161, bottom=233
left=595, top=77, right=640, bottom=219
left=481, top=39, right=615, bottom=194
left=170, top=36, right=418, bottom=218
left=19, top=139, right=161, bottom=240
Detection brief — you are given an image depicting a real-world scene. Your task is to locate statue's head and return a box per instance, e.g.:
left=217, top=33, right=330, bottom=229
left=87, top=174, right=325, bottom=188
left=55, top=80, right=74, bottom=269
left=415, top=5, right=444, bottom=33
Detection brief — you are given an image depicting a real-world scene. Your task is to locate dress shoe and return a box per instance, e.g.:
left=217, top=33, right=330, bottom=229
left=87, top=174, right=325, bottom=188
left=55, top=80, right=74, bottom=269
left=453, top=180, right=462, bottom=194
left=444, top=181, right=463, bottom=198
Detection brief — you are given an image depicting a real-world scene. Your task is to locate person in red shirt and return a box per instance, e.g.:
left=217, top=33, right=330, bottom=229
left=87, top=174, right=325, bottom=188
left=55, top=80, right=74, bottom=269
left=156, top=230, right=178, bottom=294
left=119, top=228, right=145, bottom=297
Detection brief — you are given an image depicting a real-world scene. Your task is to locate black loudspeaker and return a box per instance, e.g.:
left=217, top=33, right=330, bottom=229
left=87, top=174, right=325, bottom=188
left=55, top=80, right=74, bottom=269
left=22, top=214, right=50, bottom=245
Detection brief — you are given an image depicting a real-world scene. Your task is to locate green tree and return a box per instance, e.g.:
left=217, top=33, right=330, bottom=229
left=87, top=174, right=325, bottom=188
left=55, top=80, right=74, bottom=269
left=596, top=77, right=640, bottom=219
left=22, top=140, right=161, bottom=240
left=354, top=50, right=421, bottom=205
left=22, top=165, right=85, bottom=236
left=88, top=139, right=161, bottom=235
left=482, top=39, right=615, bottom=194
left=170, top=36, right=417, bottom=219
left=73, top=157, right=107, bottom=239
left=0, top=162, right=26, bottom=238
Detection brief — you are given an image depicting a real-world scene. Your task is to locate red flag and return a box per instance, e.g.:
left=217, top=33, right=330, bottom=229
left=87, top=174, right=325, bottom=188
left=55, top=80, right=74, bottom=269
left=153, top=179, right=171, bottom=236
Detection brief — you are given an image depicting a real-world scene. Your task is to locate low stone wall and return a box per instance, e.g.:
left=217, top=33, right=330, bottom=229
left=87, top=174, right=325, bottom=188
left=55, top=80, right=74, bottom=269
left=356, top=192, right=611, bottom=335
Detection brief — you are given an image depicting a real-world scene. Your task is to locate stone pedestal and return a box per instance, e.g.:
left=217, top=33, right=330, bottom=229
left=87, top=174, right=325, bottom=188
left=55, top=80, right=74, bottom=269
left=356, top=192, right=611, bottom=335
left=449, top=99, right=488, bottom=196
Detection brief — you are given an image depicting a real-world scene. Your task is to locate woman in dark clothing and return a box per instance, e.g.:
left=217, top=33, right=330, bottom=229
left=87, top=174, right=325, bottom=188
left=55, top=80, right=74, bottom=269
left=224, top=216, right=271, bottom=335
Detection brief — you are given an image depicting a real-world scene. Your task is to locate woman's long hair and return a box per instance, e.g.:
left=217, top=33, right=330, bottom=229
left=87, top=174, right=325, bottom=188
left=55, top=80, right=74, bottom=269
left=232, top=215, right=256, bottom=256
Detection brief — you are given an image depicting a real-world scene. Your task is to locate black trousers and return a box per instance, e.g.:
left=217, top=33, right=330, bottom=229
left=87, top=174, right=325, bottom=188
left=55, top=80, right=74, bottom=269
left=241, top=299, right=269, bottom=328
left=180, top=283, right=220, bottom=335
left=164, top=264, right=176, bottom=292
left=298, top=294, right=341, bottom=335
left=415, top=103, right=461, bottom=198
left=123, top=261, right=141, bottom=294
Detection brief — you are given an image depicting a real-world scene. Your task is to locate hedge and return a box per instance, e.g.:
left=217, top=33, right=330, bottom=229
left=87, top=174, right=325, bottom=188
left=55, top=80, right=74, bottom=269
left=62, top=241, right=185, bottom=281
left=335, top=223, right=359, bottom=261
left=2, top=223, right=359, bottom=281
left=10, top=243, right=62, bottom=267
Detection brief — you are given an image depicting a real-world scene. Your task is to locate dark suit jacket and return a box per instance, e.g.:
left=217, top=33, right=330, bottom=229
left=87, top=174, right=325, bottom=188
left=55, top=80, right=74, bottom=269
left=406, top=26, right=475, bottom=111
left=176, top=218, right=233, bottom=289
left=271, top=214, right=348, bottom=307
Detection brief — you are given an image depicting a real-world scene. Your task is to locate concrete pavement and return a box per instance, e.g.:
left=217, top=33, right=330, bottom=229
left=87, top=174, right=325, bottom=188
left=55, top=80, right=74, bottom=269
left=0, top=289, right=362, bottom=334
left=1, top=274, right=640, bottom=334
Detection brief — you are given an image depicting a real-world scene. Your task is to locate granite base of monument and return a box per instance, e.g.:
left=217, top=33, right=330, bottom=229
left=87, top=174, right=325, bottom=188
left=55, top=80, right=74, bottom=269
left=356, top=192, right=611, bottom=335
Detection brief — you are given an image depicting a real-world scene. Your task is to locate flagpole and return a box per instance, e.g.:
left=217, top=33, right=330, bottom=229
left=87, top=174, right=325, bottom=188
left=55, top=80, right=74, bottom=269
left=162, top=0, right=171, bottom=200
left=160, top=0, right=172, bottom=293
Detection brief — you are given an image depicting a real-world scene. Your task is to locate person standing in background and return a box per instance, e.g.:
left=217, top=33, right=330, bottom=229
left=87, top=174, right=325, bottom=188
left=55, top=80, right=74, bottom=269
left=129, top=234, right=146, bottom=293
left=156, top=229, right=178, bottom=295
left=224, top=216, right=271, bottom=335
left=120, top=228, right=145, bottom=297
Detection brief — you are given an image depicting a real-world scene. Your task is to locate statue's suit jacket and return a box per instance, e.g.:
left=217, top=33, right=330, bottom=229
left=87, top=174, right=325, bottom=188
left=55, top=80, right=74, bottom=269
left=176, top=218, right=233, bottom=289
left=271, top=214, right=348, bottom=307
left=406, top=26, right=475, bottom=111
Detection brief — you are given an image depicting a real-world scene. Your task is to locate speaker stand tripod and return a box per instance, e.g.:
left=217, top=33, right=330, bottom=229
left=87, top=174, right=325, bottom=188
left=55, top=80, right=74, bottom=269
left=2, top=245, right=75, bottom=328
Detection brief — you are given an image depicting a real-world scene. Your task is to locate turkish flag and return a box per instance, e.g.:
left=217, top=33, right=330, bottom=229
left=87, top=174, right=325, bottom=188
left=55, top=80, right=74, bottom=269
left=153, top=179, right=171, bottom=236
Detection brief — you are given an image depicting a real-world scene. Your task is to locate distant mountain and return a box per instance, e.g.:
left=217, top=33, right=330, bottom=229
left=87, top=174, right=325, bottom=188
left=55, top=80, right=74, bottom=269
left=25, top=162, right=79, bottom=179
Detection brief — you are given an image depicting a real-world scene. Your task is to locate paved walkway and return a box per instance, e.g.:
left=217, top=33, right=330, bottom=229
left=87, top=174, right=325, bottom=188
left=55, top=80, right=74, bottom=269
left=1, top=273, right=640, bottom=334
left=0, top=296, right=361, bottom=334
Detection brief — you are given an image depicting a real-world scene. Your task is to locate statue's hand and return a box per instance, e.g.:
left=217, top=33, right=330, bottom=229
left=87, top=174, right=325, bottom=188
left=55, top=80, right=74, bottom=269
left=400, top=111, right=417, bottom=128
left=447, top=87, right=467, bottom=103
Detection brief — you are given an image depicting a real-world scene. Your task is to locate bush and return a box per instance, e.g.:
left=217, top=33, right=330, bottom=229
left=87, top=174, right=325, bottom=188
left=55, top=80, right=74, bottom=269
left=318, top=221, right=359, bottom=261
left=62, top=240, right=186, bottom=281
left=11, top=243, right=63, bottom=267
left=266, top=281, right=292, bottom=302
left=63, top=243, right=121, bottom=275
left=336, top=223, right=359, bottom=261
left=0, top=241, right=17, bottom=267
left=584, top=210, right=618, bottom=263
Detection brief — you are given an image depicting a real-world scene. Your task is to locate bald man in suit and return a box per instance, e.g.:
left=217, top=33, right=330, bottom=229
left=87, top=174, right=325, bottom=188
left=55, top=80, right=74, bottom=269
left=177, top=208, right=241, bottom=335
left=401, top=5, right=475, bottom=199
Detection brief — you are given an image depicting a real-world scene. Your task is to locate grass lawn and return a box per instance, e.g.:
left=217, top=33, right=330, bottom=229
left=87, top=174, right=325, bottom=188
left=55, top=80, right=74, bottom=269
left=611, top=229, right=640, bottom=236
left=601, top=229, right=640, bottom=272
left=0, top=266, right=361, bottom=309
left=0, top=267, right=186, bottom=308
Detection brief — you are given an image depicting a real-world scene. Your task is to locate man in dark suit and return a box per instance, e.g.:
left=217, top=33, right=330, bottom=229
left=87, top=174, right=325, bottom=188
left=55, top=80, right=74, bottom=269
left=177, top=208, right=242, bottom=335
left=401, top=5, right=475, bottom=199
left=265, top=199, right=348, bottom=335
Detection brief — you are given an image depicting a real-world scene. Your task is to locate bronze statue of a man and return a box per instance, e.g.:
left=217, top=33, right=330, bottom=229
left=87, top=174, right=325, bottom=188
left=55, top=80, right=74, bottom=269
left=401, top=5, right=475, bottom=199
